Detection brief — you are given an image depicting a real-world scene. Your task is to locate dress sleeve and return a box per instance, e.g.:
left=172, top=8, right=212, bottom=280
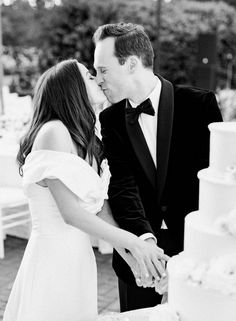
left=22, top=150, right=110, bottom=204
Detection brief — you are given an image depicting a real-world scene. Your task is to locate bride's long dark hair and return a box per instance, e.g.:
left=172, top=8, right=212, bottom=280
left=17, top=59, right=103, bottom=175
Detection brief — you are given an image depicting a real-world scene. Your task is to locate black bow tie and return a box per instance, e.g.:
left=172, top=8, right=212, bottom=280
left=126, top=98, right=155, bottom=124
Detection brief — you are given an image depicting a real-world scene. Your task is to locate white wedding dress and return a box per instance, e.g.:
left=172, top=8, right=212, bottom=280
left=3, top=150, right=111, bottom=321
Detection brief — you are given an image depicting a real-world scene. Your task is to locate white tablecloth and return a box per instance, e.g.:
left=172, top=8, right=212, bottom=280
left=0, top=141, right=22, bottom=187
left=98, top=307, right=155, bottom=321
left=0, top=140, right=31, bottom=239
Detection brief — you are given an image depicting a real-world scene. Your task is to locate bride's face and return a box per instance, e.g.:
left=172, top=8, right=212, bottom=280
left=77, top=62, right=107, bottom=108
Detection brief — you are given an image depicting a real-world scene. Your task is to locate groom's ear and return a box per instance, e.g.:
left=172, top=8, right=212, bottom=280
left=127, top=56, right=139, bottom=74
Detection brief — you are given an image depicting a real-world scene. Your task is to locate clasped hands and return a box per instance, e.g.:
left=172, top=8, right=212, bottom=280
left=133, top=259, right=168, bottom=295
left=133, top=239, right=169, bottom=295
left=117, top=238, right=169, bottom=295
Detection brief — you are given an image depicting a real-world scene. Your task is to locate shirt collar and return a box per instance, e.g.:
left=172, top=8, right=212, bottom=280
left=129, top=76, right=161, bottom=113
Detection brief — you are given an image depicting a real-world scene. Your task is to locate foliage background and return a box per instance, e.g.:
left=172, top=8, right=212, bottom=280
left=2, top=0, right=236, bottom=95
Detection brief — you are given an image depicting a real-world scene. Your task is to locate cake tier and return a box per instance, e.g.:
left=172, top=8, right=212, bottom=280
left=198, top=168, right=236, bottom=224
left=209, top=122, right=236, bottom=173
left=168, top=254, right=236, bottom=321
left=184, top=211, right=236, bottom=261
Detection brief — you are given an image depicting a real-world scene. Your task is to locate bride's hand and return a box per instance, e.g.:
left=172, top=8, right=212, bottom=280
left=129, top=238, right=169, bottom=285
left=115, top=247, right=141, bottom=280
left=115, top=247, right=152, bottom=288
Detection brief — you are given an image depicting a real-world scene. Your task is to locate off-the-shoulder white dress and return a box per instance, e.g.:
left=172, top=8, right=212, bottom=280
left=3, top=150, right=111, bottom=321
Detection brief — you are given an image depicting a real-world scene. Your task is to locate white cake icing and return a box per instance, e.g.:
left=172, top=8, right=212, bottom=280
left=167, top=122, right=236, bottom=321
left=168, top=256, right=236, bottom=321
left=148, top=304, right=179, bottom=321
left=215, top=208, right=236, bottom=237
left=184, top=211, right=236, bottom=261
left=198, top=168, right=236, bottom=225
left=209, top=122, right=236, bottom=173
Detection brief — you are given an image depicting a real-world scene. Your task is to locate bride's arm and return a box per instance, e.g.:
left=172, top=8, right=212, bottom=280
left=97, top=201, right=141, bottom=277
left=97, top=200, right=118, bottom=226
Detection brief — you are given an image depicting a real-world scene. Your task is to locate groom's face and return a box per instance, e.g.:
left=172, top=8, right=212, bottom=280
left=94, top=37, right=130, bottom=104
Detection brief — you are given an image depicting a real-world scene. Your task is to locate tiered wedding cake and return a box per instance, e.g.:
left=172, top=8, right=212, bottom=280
left=167, top=122, right=236, bottom=321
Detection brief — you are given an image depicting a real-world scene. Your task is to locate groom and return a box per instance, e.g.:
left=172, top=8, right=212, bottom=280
left=93, top=22, right=223, bottom=311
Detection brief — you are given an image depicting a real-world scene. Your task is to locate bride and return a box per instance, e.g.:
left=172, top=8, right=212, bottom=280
left=3, top=59, right=168, bottom=321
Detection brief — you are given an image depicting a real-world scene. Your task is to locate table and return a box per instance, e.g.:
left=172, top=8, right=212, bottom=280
left=0, top=140, right=31, bottom=239
left=98, top=307, right=155, bottom=321
left=0, top=141, right=22, bottom=187
left=98, top=303, right=178, bottom=321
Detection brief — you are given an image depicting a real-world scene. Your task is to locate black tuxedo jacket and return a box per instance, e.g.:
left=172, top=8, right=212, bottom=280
left=99, top=76, right=223, bottom=284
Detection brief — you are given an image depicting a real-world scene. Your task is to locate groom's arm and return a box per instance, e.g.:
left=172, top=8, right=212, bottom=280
left=99, top=110, right=154, bottom=237
left=98, top=201, right=156, bottom=242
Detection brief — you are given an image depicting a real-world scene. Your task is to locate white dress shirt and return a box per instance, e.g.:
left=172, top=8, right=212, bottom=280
left=129, top=76, right=161, bottom=167
left=129, top=76, right=167, bottom=243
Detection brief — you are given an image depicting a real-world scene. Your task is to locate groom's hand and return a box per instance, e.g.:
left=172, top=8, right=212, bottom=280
left=154, top=273, right=168, bottom=294
left=144, top=238, right=168, bottom=280
left=145, top=237, right=157, bottom=246
left=145, top=237, right=166, bottom=259
left=145, top=237, right=166, bottom=267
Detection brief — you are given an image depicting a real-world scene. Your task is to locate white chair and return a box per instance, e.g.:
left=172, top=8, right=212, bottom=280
left=0, top=142, right=31, bottom=259
left=0, top=187, right=30, bottom=259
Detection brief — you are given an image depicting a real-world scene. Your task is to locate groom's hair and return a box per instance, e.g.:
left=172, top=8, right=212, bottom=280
left=93, top=22, right=154, bottom=69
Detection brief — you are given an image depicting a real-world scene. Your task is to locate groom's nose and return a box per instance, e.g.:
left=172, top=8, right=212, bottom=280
left=95, top=73, right=103, bottom=87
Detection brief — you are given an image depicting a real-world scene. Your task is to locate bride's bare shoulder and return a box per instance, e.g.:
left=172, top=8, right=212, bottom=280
left=33, top=120, right=72, bottom=153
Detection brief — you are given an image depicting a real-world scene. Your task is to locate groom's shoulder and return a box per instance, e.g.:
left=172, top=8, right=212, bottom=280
left=174, top=84, right=215, bottom=101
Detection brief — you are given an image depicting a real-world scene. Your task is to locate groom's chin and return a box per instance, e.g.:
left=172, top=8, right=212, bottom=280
left=106, top=97, right=115, bottom=105
left=107, top=96, right=124, bottom=105
left=103, top=91, right=119, bottom=105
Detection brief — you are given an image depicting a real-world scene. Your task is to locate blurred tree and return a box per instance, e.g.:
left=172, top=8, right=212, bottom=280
left=37, top=0, right=95, bottom=71
left=37, top=0, right=160, bottom=72
left=2, top=1, right=35, bottom=47
left=196, top=0, right=236, bottom=8
left=158, top=0, right=236, bottom=86
left=2, top=1, right=41, bottom=96
left=37, top=0, right=131, bottom=72
left=2, top=0, right=236, bottom=91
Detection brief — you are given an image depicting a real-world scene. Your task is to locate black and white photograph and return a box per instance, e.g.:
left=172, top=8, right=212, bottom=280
left=0, top=0, right=236, bottom=320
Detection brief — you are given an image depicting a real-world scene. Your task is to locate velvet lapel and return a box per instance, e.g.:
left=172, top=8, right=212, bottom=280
left=125, top=99, right=156, bottom=190
left=156, top=75, right=174, bottom=203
